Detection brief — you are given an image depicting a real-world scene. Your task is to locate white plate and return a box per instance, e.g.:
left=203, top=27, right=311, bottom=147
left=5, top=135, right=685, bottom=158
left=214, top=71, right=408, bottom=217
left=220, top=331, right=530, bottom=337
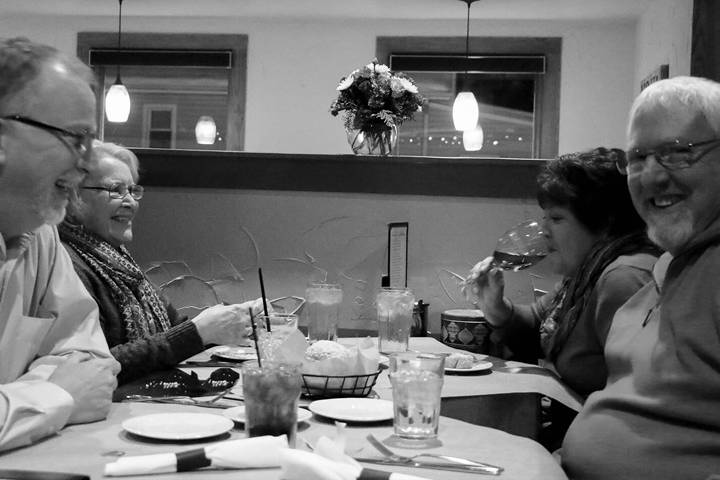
left=309, top=398, right=393, bottom=422
left=445, top=360, right=493, bottom=373
left=223, top=406, right=312, bottom=424
left=122, top=413, right=234, bottom=440
left=211, top=345, right=258, bottom=362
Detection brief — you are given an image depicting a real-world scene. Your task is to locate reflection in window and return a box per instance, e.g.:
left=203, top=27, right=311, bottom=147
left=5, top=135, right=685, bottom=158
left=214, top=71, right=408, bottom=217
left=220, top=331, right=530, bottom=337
left=77, top=33, right=247, bottom=151
left=103, top=66, right=228, bottom=150
left=379, top=37, right=560, bottom=159
left=396, top=72, right=534, bottom=158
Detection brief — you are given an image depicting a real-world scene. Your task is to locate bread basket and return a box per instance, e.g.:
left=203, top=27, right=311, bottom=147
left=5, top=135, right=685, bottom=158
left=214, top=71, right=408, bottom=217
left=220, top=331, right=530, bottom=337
left=300, top=370, right=381, bottom=398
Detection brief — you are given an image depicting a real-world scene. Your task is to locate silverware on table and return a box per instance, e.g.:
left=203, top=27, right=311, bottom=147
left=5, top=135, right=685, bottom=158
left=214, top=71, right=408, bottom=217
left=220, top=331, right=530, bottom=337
left=177, top=360, right=241, bottom=368
left=365, top=434, right=503, bottom=475
left=354, top=457, right=502, bottom=475
left=123, top=392, right=235, bottom=409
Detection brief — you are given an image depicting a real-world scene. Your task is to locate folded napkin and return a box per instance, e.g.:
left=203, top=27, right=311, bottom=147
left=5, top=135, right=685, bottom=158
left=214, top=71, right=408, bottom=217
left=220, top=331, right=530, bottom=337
left=280, top=436, right=431, bottom=480
left=104, top=435, right=288, bottom=476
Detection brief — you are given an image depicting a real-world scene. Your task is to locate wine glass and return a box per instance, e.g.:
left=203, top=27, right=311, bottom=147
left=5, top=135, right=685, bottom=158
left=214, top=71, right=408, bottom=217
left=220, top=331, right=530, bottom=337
left=492, top=219, right=549, bottom=271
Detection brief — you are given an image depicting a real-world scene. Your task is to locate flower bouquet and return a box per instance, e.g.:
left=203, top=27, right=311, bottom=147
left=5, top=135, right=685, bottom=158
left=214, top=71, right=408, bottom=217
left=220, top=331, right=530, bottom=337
left=330, top=58, right=424, bottom=155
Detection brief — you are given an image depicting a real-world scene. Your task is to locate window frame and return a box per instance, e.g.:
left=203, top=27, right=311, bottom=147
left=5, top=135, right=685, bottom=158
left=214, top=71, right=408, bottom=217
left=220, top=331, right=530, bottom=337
left=377, top=36, right=561, bottom=159
left=77, top=32, right=247, bottom=150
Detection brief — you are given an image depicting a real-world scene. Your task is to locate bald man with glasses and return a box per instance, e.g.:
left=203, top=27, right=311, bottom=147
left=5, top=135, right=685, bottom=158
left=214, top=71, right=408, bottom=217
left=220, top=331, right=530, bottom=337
left=0, top=37, right=120, bottom=452
left=561, top=76, right=720, bottom=479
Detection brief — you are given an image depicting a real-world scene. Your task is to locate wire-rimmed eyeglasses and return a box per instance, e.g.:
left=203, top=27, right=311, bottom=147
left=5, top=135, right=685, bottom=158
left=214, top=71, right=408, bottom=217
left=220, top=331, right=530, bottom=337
left=617, top=138, right=720, bottom=175
left=1, top=115, right=95, bottom=162
left=82, top=183, right=144, bottom=200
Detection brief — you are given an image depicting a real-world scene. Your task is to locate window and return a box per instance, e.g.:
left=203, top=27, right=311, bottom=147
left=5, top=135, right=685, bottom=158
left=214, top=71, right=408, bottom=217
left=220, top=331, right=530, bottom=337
left=377, top=37, right=561, bottom=159
left=77, top=33, right=247, bottom=151
left=143, top=105, right=176, bottom=148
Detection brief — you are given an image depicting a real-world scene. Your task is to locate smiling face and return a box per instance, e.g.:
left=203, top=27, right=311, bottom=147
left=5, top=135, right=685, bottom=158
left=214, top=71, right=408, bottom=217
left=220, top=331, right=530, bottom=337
left=0, top=61, right=96, bottom=237
left=542, top=205, right=602, bottom=277
left=74, top=154, right=139, bottom=247
left=627, top=102, right=720, bottom=254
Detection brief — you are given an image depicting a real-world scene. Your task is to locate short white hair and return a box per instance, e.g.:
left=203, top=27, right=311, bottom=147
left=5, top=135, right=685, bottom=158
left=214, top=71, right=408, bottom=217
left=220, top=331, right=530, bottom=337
left=90, top=140, right=139, bottom=181
left=628, top=76, right=720, bottom=138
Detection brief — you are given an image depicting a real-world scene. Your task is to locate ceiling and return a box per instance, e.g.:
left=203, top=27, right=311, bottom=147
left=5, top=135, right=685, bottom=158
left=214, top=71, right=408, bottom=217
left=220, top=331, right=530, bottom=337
left=1, top=0, right=653, bottom=21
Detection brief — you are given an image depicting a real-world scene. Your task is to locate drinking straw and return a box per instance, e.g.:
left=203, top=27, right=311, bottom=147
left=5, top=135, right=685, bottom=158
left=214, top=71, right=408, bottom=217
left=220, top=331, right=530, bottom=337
left=258, top=267, right=271, bottom=332
left=249, top=306, right=262, bottom=368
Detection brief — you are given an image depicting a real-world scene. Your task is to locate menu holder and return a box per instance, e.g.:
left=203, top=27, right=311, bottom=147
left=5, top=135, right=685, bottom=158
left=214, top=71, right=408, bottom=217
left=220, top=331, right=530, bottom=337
left=387, top=222, right=408, bottom=288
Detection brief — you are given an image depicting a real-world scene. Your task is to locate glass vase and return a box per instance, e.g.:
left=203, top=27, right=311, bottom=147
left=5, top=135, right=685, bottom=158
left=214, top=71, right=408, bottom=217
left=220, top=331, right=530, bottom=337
left=346, top=125, right=398, bottom=155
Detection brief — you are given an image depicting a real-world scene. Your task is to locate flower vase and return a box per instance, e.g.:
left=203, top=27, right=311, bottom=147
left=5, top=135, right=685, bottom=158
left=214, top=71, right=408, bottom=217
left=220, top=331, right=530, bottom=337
left=346, top=125, right=398, bottom=155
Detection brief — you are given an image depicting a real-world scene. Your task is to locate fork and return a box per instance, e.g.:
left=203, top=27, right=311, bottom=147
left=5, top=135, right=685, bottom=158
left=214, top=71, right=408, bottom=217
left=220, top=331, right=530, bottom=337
left=366, top=434, right=503, bottom=474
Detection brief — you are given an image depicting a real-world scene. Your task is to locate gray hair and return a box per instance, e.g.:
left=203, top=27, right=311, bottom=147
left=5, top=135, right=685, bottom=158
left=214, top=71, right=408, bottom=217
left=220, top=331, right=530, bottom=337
left=628, top=76, right=720, bottom=138
left=66, top=141, right=140, bottom=221
left=90, top=140, right=140, bottom=181
left=0, top=36, right=95, bottom=113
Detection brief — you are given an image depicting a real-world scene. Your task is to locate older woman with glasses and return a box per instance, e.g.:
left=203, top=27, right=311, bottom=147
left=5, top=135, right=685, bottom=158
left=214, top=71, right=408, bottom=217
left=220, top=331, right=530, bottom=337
left=59, top=141, right=261, bottom=384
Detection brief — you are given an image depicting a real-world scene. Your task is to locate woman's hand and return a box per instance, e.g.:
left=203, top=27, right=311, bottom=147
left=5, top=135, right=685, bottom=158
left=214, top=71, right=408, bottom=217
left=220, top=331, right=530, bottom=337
left=192, top=298, right=267, bottom=345
left=464, top=256, right=513, bottom=326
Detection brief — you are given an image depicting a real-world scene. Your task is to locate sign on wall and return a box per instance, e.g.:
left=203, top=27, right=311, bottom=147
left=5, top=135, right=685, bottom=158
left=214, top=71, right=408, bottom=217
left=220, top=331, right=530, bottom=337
left=640, top=64, right=670, bottom=91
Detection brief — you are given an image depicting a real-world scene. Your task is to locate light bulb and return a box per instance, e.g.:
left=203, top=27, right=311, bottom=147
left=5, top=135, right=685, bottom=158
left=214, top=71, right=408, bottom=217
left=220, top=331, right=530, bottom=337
left=105, top=81, right=130, bottom=123
left=463, top=126, right=484, bottom=151
left=195, top=116, right=217, bottom=145
left=452, top=91, right=479, bottom=131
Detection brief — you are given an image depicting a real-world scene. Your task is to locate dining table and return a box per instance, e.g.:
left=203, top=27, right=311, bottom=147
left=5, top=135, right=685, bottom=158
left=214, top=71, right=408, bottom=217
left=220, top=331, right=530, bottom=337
left=0, top=402, right=568, bottom=480
left=178, top=336, right=582, bottom=440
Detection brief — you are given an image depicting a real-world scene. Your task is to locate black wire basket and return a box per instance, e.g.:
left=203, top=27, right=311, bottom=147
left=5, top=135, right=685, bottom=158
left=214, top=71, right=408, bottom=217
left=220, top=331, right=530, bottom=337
left=301, top=370, right=381, bottom=398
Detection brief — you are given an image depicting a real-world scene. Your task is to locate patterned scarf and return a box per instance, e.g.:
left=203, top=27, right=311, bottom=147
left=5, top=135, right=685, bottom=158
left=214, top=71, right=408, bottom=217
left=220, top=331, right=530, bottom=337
left=539, top=231, right=659, bottom=361
left=59, top=221, right=171, bottom=340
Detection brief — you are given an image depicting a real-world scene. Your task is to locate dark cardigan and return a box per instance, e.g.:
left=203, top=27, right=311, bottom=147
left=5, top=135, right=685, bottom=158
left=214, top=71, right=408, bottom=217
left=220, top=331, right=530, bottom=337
left=61, top=243, right=205, bottom=385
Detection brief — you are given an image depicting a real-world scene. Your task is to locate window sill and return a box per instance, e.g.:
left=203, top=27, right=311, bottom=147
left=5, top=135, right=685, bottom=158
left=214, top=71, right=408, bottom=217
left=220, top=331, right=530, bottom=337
left=133, top=148, right=545, bottom=199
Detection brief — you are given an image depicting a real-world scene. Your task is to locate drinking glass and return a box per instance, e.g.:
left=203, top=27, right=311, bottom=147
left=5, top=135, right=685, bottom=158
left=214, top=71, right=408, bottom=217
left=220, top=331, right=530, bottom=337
left=241, top=361, right=301, bottom=447
left=389, top=352, right=445, bottom=439
left=492, top=219, right=550, bottom=271
left=377, top=287, right=415, bottom=354
left=305, top=283, right=343, bottom=342
left=256, top=313, right=298, bottom=360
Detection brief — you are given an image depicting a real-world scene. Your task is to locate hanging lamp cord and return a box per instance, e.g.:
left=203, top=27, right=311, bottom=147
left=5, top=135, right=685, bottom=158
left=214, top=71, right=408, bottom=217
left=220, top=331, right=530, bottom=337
left=464, top=0, right=470, bottom=79
left=115, top=0, right=123, bottom=82
left=117, top=0, right=123, bottom=49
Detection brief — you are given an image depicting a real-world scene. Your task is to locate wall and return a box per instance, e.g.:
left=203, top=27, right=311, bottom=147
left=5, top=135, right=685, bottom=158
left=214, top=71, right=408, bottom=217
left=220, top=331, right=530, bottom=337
left=133, top=187, right=544, bottom=332
left=0, top=9, right=691, bottom=333
left=0, top=14, right=638, bottom=152
left=634, top=0, right=693, bottom=94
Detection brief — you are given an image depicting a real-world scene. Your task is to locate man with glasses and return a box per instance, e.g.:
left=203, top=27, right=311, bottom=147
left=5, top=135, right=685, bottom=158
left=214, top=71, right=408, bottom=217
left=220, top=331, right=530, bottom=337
left=561, top=76, right=720, bottom=479
left=0, top=37, right=120, bottom=452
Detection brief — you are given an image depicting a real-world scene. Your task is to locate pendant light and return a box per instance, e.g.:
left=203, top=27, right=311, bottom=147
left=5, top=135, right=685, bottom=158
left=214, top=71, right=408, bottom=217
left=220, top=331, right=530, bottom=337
left=195, top=116, right=217, bottom=145
left=462, top=126, right=484, bottom=151
left=105, top=0, right=130, bottom=123
left=452, top=0, right=480, bottom=132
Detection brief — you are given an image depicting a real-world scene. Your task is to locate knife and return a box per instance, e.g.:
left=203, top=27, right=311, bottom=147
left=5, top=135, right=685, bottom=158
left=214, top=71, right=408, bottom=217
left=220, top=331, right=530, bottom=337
left=354, top=458, right=502, bottom=475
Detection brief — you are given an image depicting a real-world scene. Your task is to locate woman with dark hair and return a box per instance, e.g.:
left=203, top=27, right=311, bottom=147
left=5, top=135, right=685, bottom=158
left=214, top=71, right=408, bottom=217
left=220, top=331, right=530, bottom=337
left=466, top=147, right=660, bottom=447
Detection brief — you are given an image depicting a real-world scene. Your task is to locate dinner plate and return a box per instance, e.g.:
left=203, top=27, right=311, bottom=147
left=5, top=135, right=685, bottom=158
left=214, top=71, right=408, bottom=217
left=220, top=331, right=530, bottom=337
left=211, top=345, right=258, bottom=362
left=308, top=398, right=393, bottom=422
left=122, top=413, right=234, bottom=440
left=223, top=406, right=312, bottom=424
left=445, top=360, right=493, bottom=373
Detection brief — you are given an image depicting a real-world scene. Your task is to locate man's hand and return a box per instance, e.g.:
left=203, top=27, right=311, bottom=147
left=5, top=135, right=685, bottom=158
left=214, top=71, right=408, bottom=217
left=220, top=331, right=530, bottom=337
left=48, top=355, right=120, bottom=425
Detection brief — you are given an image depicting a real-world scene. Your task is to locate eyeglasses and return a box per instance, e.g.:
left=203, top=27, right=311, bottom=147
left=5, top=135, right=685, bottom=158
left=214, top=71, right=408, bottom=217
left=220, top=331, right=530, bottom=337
left=82, top=184, right=144, bottom=200
left=1, top=115, right=95, bottom=162
left=617, top=138, right=720, bottom=175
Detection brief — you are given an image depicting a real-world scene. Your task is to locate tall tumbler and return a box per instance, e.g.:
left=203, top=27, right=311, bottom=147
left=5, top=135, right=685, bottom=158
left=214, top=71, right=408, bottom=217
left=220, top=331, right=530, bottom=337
left=377, top=287, right=415, bottom=354
left=305, top=283, right=343, bottom=342
left=389, top=352, right=445, bottom=439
